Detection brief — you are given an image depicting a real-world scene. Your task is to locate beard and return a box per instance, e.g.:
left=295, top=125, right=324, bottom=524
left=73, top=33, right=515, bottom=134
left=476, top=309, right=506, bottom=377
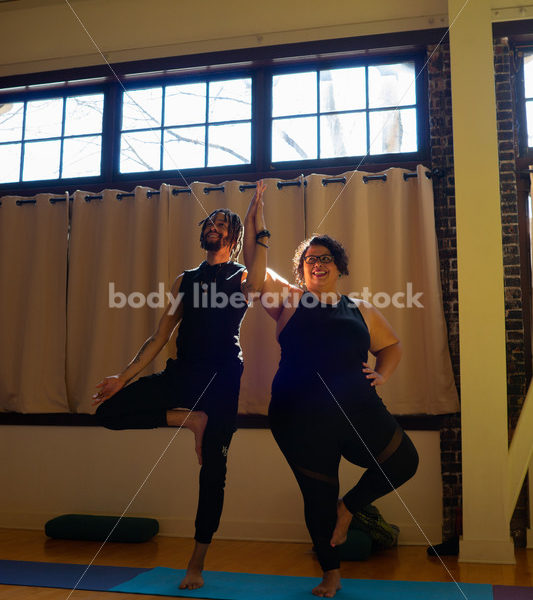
left=201, top=234, right=223, bottom=252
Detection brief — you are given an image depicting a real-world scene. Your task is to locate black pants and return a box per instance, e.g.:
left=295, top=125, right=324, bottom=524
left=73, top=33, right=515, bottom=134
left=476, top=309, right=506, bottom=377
left=95, top=359, right=243, bottom=544
left=269, top=396, right=419, bottom=572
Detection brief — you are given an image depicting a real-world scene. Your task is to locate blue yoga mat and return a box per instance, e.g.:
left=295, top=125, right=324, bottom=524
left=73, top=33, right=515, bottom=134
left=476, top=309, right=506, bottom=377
left=1, top=559, right=522, bottom=599
left=0, top=559, right=149, bottom=591
left=112, top=567, right=493, bottom=600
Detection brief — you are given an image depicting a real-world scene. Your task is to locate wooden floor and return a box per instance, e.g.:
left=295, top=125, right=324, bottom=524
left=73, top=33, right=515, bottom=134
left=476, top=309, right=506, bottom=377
left=0, top=528, right=532, bottom=598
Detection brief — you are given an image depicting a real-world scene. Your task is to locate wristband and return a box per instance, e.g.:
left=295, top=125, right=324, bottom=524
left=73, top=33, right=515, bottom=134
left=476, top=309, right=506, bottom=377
left=256, top=229, right=271, bottom=240
left=256, top=240, right=269, bottom=249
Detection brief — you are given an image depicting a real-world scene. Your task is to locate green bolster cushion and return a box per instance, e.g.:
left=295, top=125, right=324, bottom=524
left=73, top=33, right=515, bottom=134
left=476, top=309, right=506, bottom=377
left=45, top=514, right=159, bottom=543
left=349, top=504, right=400, bottom=550
left=337, top=529, right=373, bottom=561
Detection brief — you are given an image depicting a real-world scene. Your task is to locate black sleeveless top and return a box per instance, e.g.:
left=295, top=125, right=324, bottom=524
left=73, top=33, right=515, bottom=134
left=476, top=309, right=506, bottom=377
left=272, top=292, right=380, bottom=410
left=174, top=261, right=247, bottom=365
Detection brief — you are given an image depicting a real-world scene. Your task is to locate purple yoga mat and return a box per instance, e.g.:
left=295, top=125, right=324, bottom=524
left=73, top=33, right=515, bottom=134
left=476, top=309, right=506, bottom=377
left=493, top=585, right=533, bottom=599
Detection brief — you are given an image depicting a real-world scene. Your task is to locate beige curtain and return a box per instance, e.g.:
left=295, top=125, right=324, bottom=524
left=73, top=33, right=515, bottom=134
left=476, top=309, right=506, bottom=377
left=1, top=167, right=457, bottom=416
left=168, top=178, right=305, bottom=414
left=304, top=166, right=459, bottom=415
left=0, top=194, right=69, bottom=412
left=66, top=186, right=169, bottom=413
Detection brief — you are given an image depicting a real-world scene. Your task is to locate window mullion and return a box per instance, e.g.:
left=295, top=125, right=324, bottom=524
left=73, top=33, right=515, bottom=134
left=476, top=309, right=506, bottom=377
left=365, top=66, right=370, bottom=156
left=205, top=82, right=210, bottom=168
left=253, top=70, right=263, bottom=172
left=160, top=85, right=166, bottom=171
left=104, top=81, right=120, bottom=182
left=19, top=102, right=27, bottom=182
left=316, top=70, right=320, bottom=160
left=59, top=96, right=67, bottom=179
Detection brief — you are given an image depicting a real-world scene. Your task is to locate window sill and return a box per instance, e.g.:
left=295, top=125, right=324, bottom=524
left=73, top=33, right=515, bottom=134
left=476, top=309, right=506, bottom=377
left=0, top=412, right=447, bottom=430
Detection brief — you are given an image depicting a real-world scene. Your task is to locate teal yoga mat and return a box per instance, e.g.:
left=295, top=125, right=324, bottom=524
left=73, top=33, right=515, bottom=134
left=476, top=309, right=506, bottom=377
left=112, top=567, right=493, bottom=599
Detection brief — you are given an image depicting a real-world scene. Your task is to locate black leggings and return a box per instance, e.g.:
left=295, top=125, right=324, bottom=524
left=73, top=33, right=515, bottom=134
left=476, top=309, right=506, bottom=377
left=269, top=397, right=419, bottom=572
left=95, top=360, right=243, bottom=544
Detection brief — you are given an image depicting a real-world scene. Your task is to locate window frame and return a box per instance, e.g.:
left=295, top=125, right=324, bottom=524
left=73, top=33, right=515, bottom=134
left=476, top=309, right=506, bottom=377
left=265, top=52, right=427, bottom=171
left=516, top=46, right=533, bottom=158
left=0, top=33, right=434, bottom=197
left=0, top=82, right=111, bottom=187
left=114, top=71, right=257, bottom=179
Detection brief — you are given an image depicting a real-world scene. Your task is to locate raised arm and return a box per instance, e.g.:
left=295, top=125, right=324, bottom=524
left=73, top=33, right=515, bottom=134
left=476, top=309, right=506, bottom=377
left=260, top=268, right=302, bottom=322
left=93, top=274, right=185, bottom=404
left=358, top=300, right=402, bottom=387
left=241, top=180, right=268, bottom=300
left=242, top=183, right=259, bottom=271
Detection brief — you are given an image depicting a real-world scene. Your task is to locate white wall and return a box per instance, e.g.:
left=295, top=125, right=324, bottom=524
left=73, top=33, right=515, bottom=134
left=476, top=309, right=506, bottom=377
left=0, top=0, right=448, bottom=76
left=1, top=426, right=441, bottom=545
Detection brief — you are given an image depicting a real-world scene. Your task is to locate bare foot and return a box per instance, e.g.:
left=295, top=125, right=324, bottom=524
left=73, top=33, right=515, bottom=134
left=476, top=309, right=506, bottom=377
left=167, top=409, right=208, bottom=465
left=312, top=569, right=341, bottom=598
left=330, top=499, right=352, bottom=547
left=178, top=567, right=204, bottom=590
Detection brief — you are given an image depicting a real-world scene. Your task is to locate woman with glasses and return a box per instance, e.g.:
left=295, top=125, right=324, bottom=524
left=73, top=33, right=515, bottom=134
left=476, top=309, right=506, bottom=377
left=245, top=231, right=419, bottom=598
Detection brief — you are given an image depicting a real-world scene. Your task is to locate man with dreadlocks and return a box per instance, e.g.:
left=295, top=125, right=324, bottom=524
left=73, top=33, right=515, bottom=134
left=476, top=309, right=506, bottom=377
left=93, top=181, right=268, bottom=590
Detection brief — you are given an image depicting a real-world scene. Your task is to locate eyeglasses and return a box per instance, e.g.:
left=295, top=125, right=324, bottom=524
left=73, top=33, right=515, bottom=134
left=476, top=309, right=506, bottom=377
left=303, top=254, right=334, bottom=265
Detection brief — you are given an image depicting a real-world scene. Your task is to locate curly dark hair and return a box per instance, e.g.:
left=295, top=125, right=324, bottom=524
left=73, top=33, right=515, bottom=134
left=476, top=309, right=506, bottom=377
left=293, top=234, right=349, bottom=287
left=199, top=208, right=243, bottom=261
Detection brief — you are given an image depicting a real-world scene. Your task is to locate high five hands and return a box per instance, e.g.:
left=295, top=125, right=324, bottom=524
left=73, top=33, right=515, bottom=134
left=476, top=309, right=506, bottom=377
left=245, top=179, right=267, bottom=234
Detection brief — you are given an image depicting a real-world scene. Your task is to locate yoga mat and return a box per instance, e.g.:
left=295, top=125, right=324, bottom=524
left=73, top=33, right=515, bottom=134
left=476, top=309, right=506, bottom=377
left=4, top=559, right=530, bottom=599
left=0, top=559, right=149, bottom=591
left=493, top=586, right=533, bottom=599
left=112, top=567, right=494, bottom=600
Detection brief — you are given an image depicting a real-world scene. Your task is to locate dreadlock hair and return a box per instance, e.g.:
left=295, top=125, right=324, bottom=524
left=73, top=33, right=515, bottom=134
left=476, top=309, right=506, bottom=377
left=198, top=208, right=243, bottom=261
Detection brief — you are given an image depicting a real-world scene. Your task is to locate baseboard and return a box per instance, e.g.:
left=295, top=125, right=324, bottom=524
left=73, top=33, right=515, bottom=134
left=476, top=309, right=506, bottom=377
left=0, top=511, right=53, bottom=531
left=0, top=512, right=441, bottom=547
left=396, top=522, right=442, bottom=546
left=459, top=537, right=516, bottom=564
left=138, top=517, right=442, bottom=546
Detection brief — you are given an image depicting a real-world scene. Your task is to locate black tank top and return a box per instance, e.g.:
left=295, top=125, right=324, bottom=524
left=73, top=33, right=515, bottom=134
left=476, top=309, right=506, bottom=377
left=174, top=261, right=247, bottom=365
left=272, top=292, right=379, bottom=410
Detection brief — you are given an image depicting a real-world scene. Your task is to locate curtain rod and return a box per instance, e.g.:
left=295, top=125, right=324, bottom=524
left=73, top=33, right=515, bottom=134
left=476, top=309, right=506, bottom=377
left=84, top=190, right=162, bottom=201
left=15, top=197, right=68, bottom=205
left=1, top=169, right=444, bottom=205
left=11, top=196, right=68, bottom=206
left=174, top=179, right=306, bottom=195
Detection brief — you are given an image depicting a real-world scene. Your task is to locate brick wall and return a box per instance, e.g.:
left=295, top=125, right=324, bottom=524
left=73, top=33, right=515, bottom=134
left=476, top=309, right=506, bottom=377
left=427, top=42, right=462, bottom=542
left=495, top=37, right=529, bottom=547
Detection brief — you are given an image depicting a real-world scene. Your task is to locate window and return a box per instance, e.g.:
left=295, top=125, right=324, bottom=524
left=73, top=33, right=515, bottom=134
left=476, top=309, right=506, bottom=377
left=271, top=62, right=417, bottom=163
left=119, top=77, right=252, bottom=174
left=524, top=52, right=533, bottom=148
left=0, top=93, right=104, bottom=183
left=0, top=45, right=427, bottom=190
